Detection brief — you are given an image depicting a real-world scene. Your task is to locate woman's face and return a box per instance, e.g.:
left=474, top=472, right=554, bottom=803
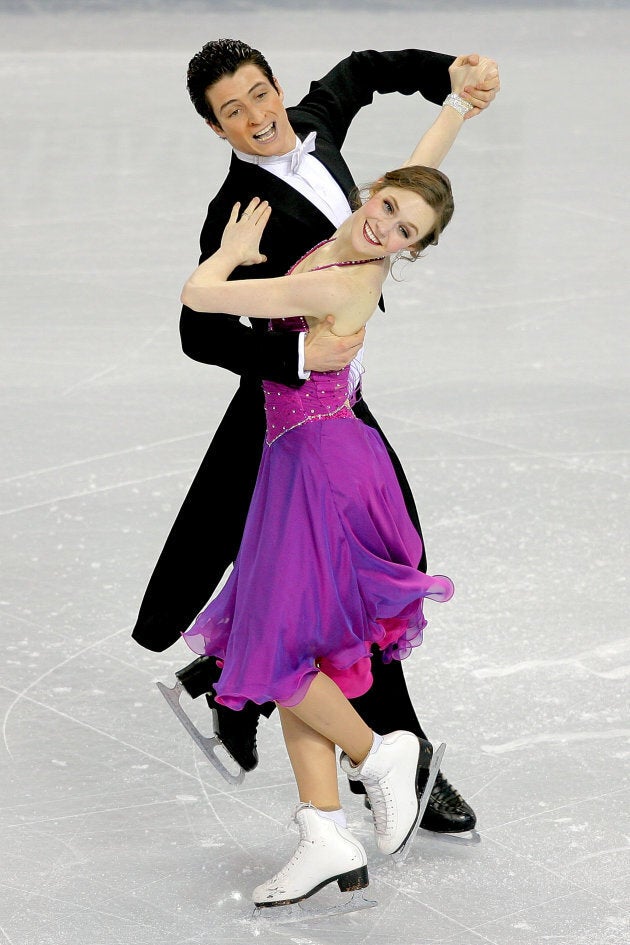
left=354, top=186, right=437, bottom=256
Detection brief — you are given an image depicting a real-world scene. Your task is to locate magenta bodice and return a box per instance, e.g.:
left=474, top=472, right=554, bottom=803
left=265, top=317, right=355, bottom=445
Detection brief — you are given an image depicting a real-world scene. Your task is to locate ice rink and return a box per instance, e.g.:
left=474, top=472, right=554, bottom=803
left=1, top=1, right=629, bottom=943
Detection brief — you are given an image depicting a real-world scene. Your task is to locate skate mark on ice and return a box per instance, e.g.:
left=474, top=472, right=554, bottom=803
left=1, top=683, right=284, bottom=820
left=1, top=625, right=129, bottom=759
left=1, top=683, right=207, bottom=781
left=483, top=787, right=628, bottom=834
left=527, top=196, right=625, bottom=226
left=0, top=923, right=16, bottom=945
left=370, top=872, right=503, bottom=945
left=369, top=409, right=629, bottom=480
left=473, top=638, right=630, bottom=681
left=0, top=467, right=196, bottom=517
left=482, top=728, right=630, bottom=755
left=567, top=844, right=630, bottom=866
left=436, top=889, right=582, bottom=941
left=1, top=681, right=285, bottom=829
left=2, top=798, right=178, bottom=829
left=0, top=612, right=286, bottom=835
left=100, top=649, right=158, bottom=678
left=465, top=759, right=520, bottom=802
left=0, top=879, right=174, bottom=936
left=61, top=322, right=169, bottom=396
left=0, top=430, right=209, bottom=485
left=192, top=750, right=249, bottom=853
left=484, top=835, right=620, bottom=909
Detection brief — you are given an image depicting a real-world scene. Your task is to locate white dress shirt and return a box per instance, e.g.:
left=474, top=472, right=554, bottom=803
left=234, top=132, right=351, bottom=229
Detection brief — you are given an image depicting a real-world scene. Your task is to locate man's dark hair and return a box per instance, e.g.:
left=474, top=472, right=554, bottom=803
left=187, top=39, right=275, bottom=124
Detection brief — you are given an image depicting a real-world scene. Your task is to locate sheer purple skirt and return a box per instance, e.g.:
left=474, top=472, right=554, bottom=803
left=183, top=415, right=453, bottom=710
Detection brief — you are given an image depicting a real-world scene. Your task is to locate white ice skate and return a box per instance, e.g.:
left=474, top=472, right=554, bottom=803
left=340, top=731, right=446, bottom=863
left=251, top=804, right=376, bottom=921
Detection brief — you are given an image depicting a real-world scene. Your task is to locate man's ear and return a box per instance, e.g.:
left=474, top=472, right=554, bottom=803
left=206, top=119, right=226, bottom=139
left=272, top=77, right=284, bottom=102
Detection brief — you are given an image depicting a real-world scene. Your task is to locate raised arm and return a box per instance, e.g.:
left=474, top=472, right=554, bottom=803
left=403, top=55, right=499, bottom=169
left=292, top=48, right=499, bottom=151
left=293, top=49, right=454, bottom=151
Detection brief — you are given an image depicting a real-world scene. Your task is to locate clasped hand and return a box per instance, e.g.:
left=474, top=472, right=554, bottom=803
left=221, top=197, right=272, bottom=266
left=449, top=53, right=500, bottom=118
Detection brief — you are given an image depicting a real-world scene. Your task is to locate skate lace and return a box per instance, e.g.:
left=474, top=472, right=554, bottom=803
left=431, top=773, right=466, bottom=810
left=267, top=813, right=314, bottom=887
left=366, top=781, right=395, bottom=838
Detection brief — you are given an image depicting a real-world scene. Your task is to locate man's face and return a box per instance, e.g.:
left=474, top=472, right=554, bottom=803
left=206, top=63, right=295, bottom=157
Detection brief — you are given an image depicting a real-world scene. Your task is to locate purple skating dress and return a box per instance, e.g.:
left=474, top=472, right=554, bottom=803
left=182, top=242, right=454, bottom=709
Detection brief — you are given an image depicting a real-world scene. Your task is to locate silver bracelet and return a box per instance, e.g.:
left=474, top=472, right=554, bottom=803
left=443, top=92, right=473, bottom=117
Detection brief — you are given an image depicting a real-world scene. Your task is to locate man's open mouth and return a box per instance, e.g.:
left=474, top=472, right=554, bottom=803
left=253, top=122, right=276, bottom=142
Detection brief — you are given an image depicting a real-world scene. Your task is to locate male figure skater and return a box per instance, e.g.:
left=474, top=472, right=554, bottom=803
left=133, top=39, right=499, bottom=832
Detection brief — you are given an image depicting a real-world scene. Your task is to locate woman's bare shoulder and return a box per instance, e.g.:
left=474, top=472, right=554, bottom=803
left=316, top=259, right=386, bottom=334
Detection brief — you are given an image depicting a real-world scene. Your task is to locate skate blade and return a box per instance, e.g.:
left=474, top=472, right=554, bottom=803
left=156, top=679, right=245, bottom=786
left=420, top=827, right=482, bottom=847
left=251, top=889, right=377, bottom=923
left=392, top=741, right=446, bottom=866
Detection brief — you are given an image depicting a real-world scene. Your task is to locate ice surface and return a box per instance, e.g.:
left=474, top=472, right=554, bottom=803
left=1, top=2, right=628, bottom=944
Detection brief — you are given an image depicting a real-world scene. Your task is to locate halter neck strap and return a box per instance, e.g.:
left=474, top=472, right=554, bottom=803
left=288, top=237, right=385, bottom=274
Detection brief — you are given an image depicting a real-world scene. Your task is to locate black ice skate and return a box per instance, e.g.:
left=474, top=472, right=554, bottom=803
left=156, top=655, right=246, bottom=786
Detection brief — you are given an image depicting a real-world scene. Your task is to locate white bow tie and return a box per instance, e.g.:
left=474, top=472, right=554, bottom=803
left=289, top=131, right=317, bottom=173
left=237, top=131, right=317, bottom=172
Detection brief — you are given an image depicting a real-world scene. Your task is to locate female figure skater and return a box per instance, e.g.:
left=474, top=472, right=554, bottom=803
left=180, top=78, right=481, bottom=909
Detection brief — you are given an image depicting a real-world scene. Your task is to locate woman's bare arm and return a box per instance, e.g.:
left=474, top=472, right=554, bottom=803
left=182, top=263, right=378, bottom=322
left=181, top=199, right=383, bottom=329
left=403, top=54, right=498, bottom=169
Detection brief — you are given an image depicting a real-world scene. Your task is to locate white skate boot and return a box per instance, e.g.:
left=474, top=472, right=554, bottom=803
left=340, top=731, right=444, bottom=858
left=252, top=804, right=373, bottom=918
